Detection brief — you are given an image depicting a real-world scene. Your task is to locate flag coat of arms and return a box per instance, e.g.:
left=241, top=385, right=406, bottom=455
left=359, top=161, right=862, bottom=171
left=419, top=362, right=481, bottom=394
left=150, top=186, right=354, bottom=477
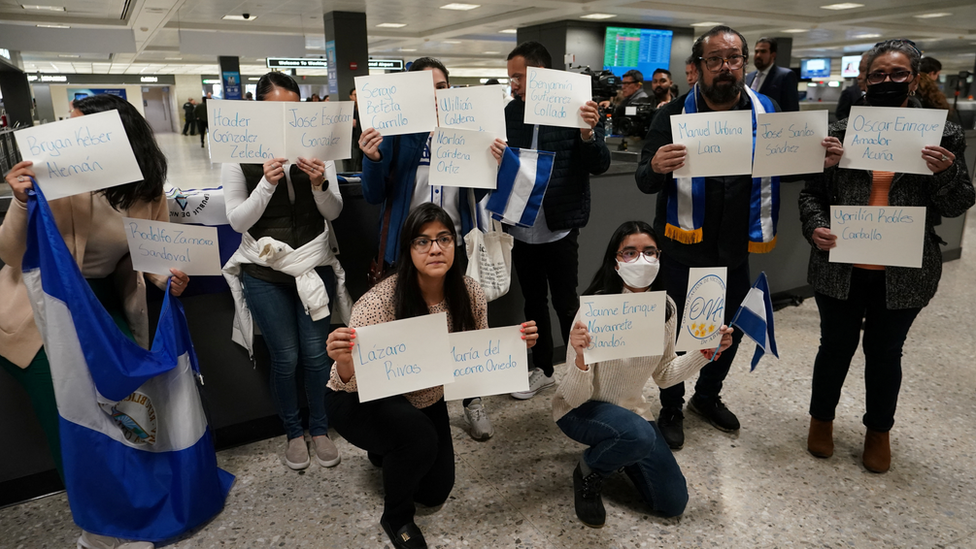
left=21, top=185, right=234, bottom=542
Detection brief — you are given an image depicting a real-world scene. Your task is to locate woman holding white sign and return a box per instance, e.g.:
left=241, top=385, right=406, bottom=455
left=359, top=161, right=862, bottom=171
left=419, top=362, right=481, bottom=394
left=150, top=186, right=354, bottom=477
left=325, top=204, right=538, bottom=549
left=553, top=221, right=732, bottom=528
left=799, top=39, right=974, bottom=474
left=222, top=71, right=351, bottom=472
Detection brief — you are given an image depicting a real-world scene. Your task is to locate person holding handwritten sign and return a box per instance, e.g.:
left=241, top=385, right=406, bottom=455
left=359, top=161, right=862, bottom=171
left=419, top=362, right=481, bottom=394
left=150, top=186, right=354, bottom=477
left=1, top=94, right=190, bottom=549
left=798, top=40, right=974, bottom=474
left=635, top=25, right=843, bottom=450
left=324, top=204, right=538, bottom=549
left=553, top=221, right=732, bottom=527
left=221, top=72, right=352, bottom=472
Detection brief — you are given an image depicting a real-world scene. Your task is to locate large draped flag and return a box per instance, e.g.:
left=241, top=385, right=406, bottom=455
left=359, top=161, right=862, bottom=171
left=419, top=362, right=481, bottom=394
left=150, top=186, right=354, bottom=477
left=22, top=184, right=234, bottom=542
left=730, top=272, right=779, bottom=371
left=485, top=146, right=555, bottom=227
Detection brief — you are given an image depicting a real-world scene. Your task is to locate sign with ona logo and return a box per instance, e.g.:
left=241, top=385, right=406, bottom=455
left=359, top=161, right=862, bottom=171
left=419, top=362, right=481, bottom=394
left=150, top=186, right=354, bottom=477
left=675, top=267, right=727, bottom=351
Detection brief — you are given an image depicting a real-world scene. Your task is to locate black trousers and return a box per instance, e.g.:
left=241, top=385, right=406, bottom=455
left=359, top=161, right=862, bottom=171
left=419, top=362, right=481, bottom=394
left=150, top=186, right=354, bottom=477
left=658, top=254, right=749, bottom=410
left=182, top=118, right=196, bottom=135
left=325, top=392, right=455, bottom=528
left=197, top=120, right=209, bottom=146
left=511, top=229, right=580, bottom=377
left=810, top=269, right=921, bottom=432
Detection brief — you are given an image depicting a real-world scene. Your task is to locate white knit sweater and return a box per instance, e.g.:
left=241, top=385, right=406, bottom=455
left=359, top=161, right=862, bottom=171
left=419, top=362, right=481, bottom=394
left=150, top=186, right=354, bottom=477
left=552, top=292, right=712, bottom=422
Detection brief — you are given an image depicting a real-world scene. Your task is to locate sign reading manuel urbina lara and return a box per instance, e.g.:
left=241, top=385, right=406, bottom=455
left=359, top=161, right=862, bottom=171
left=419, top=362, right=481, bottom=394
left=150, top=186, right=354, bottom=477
left=354, top=71, right=438, bottom=137
left=578, top=292, right=666, bottom=365
left=122, top=217, right=223, bottom=276
left=670, top=111, right=753, bottom=178
left=839, top=106, right=948, bottom=175
left=352, top=312, right=455, bottom=403
left=14, top=110, right=144, bottom=201
left=829, top=205, right=926, bottom=268
left=443, top=326, right=528, bottom=401
left=523, top=67, right=591, bottom=129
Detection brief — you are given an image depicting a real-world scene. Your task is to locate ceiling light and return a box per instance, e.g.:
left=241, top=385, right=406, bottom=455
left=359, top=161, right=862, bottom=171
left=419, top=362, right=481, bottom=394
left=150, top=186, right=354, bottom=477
left=499, top=29, right=518, bottom=34
left=440, top=3, right=480, bottom=10
left=222, top=15, right=257, bottom=21
left=580, top=13, right=616, bottom=20
left=913, top=12, right=951, bottom=18
left=376, top=22, right=407, bottom=28
left=36, top=23, right=70, bottom=28
left=58, top=54, right=79, bottom=58
left=165, top=57, right=183, bottom=60
left=852, top=33, right=881, bottom=38
left=399, top=48, right=417, bottom=52
left=484, top=51, right=499, bottom=54
left=22, top=4, right=65, bottom=10
left=690, top=22, right=723, bottom=27
left=443, top=40, right=462, bottom=44
left=820, top=3, right=863, bottom=9
left=781, top=29, right=808, bottom=33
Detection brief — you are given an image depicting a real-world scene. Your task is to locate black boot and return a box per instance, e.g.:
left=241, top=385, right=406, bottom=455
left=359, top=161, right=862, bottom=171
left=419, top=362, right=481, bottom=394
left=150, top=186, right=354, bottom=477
left=573, top=462, right=606, bottom=528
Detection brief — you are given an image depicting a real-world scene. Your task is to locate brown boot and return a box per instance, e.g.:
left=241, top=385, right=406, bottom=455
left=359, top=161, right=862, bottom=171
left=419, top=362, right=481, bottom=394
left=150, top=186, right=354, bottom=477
left=807, top=417, right=833, bottom=458
left=863, top=429, right=891, bottom=473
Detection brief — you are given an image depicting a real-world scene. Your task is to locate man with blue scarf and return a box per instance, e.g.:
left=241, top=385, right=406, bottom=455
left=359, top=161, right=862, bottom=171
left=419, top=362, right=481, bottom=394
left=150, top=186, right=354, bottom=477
left=635, top=25, right=841, bottom=450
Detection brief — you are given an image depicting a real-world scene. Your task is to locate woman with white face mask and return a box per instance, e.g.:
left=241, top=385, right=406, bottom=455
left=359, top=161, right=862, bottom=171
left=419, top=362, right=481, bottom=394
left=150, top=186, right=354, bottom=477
left=551, top=221, right=733, bottom=528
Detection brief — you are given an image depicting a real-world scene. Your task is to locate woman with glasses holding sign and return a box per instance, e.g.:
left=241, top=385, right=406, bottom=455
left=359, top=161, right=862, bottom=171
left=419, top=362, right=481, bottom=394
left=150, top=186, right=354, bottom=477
left=325, top=204, right=538, bottom=549
left=799, top=39, right=974, bottom=473
left=553, top=220, right=732, bottom=528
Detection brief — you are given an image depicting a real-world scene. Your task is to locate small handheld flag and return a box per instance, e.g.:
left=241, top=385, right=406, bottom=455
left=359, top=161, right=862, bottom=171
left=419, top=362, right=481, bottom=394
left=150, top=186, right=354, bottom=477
left=730, top=271, right=779, bottom=371
left=485, top=146, right=554, bottom=227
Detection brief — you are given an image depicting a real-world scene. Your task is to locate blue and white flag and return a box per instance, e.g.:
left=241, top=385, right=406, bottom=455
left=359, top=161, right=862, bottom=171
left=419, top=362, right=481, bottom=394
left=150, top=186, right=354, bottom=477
left=730, top=271, right=779, bottom=371
left=22, top=184, right=234, bottom=542
left=485, top=146, right=554, bottom=227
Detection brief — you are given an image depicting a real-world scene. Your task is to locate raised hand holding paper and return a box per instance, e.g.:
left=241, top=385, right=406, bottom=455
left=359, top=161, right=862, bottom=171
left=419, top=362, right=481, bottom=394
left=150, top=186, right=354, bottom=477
left=352, top=312, right=454, bottom=403
left=839, top=106, right=947, bottom=175
left=123, top=218, right=222, bottom=276
left=208, top=100, right=283, bottom=163
left=443, top=326, right=528, bottom=401
left=753, top=110, right=828, bottom=177
left=523, top=67, right=591, bottom=129
left=354, top=71, right=438, bottom=136
left=828, top=205, right=926, bottom=268
left=670, top=111, right=753, bottom=178
left=578, top=292, right=667, bottom=364
left=436, top=86, right=507, bottom=139
left=428, top=128, right=497, bottom=189
left=283, top=101, right=356, bottom=160
left=675, top=267, right=727, bottom=352
left=14, top=110, right=144, bottom=201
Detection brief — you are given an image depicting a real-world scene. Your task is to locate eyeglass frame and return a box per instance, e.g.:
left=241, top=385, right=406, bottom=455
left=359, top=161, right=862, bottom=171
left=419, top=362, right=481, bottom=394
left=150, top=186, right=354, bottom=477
left=698, top=54, right=747, bottom=72
left=865, top=69, right=915, bottom=86
left=615, top=247, right=661, bottom=262
left=410, top=233, right=456, bottom=253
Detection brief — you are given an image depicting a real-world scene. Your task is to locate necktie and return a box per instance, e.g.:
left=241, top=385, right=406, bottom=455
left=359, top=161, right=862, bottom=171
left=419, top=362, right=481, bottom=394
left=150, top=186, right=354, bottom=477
left=751, top=71, right=763, bottom=91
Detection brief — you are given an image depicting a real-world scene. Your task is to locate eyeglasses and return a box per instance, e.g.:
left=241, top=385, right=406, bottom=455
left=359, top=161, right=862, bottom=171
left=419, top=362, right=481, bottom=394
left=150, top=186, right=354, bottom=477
left=616, top=247, right=661, bottom=262
left=411, top=234, right=455, bottom=253
left=621, top=79, right=640, bottom=86
left=510, top=75, right=522, bottom=85
left=699, top=55, right=746, bottom=72
left=866, top=70, right=914, bottom=85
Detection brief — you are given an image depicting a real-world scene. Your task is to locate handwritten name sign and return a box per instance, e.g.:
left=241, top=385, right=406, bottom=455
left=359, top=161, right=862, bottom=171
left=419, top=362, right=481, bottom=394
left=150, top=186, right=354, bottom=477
left=671, top=111, right=753, bottom=178
left=443, top=326, right=528, bottom=401
left=436, top=85, right=507, bottom=139
left=523, top=67, right=591, bottom=129
left=752, top=110, right=828, bottom=177
left=839, top=106, right=948, bottom=175
left=352, top=312, right=454, bottom=403
left=578, top=292, right=667, bottom=364
left=428, top=128, right=497, bottom=189
left=354, top=71, right=438, bottom=137
left=675, top=267, right=727, bottom=352
left=283, top=101, right=356, bottom=160
left=15, top=110, right=144, bottom=201
left=828, top=205, right=926, bottom=268
left=122, top=218, right=222, bottom=276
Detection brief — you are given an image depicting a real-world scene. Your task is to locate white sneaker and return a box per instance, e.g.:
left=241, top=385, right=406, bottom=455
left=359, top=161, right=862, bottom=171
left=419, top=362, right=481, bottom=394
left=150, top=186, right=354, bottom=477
left=510, top=368, right=556, bottom=400
left=463, top=398, right=494, bottom=441
left=77, top=531, right=154, bottom=549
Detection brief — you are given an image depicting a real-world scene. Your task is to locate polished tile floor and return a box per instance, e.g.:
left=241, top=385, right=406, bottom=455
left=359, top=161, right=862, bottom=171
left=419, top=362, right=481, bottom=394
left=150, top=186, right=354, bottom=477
left=2, top=133, right=975, bottom=549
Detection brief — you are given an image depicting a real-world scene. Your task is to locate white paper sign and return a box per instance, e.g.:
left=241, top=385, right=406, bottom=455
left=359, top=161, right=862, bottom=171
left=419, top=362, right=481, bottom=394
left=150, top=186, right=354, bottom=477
left=578, top=292, right=667, bottom=364
left=443, top=326, right=528, bottom=401
left=355, top=71, right=438, bottom=136
left=208, top=100, right=284, bottom=163
left=15, top=110, right=144, bottom=201
left=428, top=128, right=497, bottom=189
left=122, top=217, right=222, bottom=276
left=523, top=67, right=591, bottom=129
left=828, top=205, right=926, bottom=268
left=352, top=312, right=454, bottom=403
left=283, top=101, right=356, bottom=160
left=671, top=111, right=754, bottom=178
left=839, top=106, right=948, bottom=175
left=436, top=85, right=507, bottom=139
left=753, top=110, right=828, bottom=177
left=675, top=267, right=727, bottom=352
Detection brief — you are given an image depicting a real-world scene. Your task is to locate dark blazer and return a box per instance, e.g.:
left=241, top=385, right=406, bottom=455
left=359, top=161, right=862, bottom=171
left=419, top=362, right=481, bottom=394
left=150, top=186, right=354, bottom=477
left=835, top=84, right=864, bottom=121
left=747, top=64, right=799, bottom=112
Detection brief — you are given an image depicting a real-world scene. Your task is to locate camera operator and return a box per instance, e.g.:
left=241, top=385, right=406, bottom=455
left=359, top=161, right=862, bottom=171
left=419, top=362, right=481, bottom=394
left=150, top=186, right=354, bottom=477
left=601, top=70, right=651, bottom=121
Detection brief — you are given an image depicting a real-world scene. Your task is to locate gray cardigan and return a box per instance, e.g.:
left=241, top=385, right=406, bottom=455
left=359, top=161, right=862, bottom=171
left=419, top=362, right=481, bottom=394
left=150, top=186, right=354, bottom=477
left=798, top=117, right=974, bottom=309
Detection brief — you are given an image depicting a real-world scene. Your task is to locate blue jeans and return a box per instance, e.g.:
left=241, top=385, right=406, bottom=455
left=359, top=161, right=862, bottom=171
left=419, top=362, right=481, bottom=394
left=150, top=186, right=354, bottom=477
left=557, top=400, right=688, bottom=517
left=242, top=267, right=336, bottom=439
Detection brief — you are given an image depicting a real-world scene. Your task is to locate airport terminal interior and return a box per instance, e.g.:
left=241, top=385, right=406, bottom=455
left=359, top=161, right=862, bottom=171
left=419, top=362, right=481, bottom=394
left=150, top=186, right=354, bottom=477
left=1, top=0, right=976, bottom=548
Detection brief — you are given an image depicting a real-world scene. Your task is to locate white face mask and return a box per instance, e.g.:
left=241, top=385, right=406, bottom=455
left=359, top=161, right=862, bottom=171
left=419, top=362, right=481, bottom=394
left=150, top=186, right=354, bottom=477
left=616, top=255, right=660, bottom=289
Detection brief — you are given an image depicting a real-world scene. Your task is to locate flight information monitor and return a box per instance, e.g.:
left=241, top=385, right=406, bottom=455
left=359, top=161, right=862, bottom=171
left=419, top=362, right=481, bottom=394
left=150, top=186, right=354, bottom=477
left=603, top=27, right=673, bottom=78
left=801, top=58, right=831, bottom=79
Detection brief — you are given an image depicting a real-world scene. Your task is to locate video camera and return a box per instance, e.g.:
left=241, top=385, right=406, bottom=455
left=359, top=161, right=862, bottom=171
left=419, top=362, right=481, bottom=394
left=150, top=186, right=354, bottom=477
left=577, top=67, right=620, bottom=103
left=613, top=103, right=656, bottom=138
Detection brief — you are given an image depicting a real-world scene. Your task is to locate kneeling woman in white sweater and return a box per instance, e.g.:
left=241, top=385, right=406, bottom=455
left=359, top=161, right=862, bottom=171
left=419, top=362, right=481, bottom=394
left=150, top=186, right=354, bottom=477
left=552, top=220, right=732, bottom=528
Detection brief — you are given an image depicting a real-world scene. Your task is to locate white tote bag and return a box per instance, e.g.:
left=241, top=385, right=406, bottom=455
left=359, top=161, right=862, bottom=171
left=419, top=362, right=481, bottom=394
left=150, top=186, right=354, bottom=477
left=464, top=190, right=514, bottom=302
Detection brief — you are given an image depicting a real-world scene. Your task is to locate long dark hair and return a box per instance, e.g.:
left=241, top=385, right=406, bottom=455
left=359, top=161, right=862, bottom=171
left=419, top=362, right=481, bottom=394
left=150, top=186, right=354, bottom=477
left=583, top=221, right=671, bottom=318
left=255, top=71, right=301, bottom=101
left=72, top=94, right=166, bottom=210
left=393, top=203, right=476, bottom=332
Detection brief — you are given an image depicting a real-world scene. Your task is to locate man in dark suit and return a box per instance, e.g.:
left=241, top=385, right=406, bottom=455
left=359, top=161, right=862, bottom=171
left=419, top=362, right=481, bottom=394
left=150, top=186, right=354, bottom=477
left=836, top=52, right=868, bottom=121
left=746, top=37, right=799, bottom=111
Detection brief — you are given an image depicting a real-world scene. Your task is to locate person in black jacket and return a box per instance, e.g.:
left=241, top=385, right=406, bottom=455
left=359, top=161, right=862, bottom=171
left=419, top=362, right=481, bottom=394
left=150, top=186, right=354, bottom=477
left=503, top=41, right=611, bottom=400
left=181, top=97, right=196, bottom=135
left=194, top=97, right=208, bottom=148
left=836, top=52, right=868, bottom=121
